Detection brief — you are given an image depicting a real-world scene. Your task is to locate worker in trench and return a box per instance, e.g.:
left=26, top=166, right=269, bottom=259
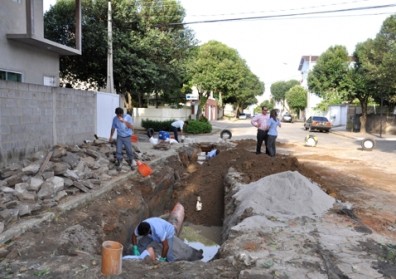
left=131, top=217, right=175, bottom=262
left=129, top=216, right=204, bottom=262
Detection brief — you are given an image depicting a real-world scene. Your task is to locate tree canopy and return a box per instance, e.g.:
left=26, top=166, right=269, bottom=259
left=285, top=85, right=307, bottom=116
left=45, top=0, right=196, bottom=107
left=306, top=16, right=396, bottom=133
left=307, top=45, right=353, bottom=107
left=270, top=80, right=300, bottom=111
left=186, top=40, right=264, bottom=117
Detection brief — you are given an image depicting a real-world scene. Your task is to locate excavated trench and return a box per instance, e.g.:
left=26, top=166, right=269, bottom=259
left=109, top=144, right=227, bottom=262
left=1, top=139, right=396, bottom=278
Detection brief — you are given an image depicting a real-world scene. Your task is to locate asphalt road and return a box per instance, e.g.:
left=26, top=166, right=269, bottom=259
left=207, top=119, right=396, bottom=154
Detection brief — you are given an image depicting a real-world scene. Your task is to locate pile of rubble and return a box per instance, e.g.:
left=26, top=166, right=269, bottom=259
left=0, top=140, right=150, bottom=235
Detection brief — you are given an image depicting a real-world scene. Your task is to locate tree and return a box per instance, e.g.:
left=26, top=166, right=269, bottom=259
left=371, top=15, right=396, bottom=105
left=285, top=85, right=307, bottom=118
left=187, top=41, right=263, bottom=118
left=223, top=70, right=264, bottom=116
left=350, top=15, right=396, bottom=132
left=270, top=80, right=299, bottom=111
left=307, top=45, right=354, bottom=110
left=45, top=0, right=195, bottom=108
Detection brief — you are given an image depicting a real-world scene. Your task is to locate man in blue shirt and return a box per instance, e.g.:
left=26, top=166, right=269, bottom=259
left=131, top=217, right=176, bottom=262
left=109, top=107, right=135, bottom=170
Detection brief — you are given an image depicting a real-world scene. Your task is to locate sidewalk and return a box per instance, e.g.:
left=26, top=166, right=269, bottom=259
left=331, top=125, right=396, bottom=141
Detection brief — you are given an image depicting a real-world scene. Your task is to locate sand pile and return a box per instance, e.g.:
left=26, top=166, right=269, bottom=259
left=223, top=171, right=335, bottom=235
left=235, top=170, right=335, bottom=221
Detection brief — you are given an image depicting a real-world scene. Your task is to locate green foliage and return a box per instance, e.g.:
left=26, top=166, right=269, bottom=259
left=141, top=118, right=211, bottom=134
left=186, top=41, right=264, bottom=116
left=44, top=0, right=196, bottom=106
left=285, top=85, right=307, bottom=112
left=185, top=119, right=212, bottom=134
left=307, top=45, right=353, bottom=101
left=270, top=80, right=299, bottom=109
left=257, top=99, right=275, bottom=112
left=141, top=119, right=174, bottom=131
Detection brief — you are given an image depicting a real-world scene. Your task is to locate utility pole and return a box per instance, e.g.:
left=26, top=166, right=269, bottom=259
left=106, top=0, right=114, bottom=93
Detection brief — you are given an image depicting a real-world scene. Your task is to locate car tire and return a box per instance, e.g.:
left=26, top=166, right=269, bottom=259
left=361, top=138, right=375, bottom=151
left=220, top=129, right=232, bottom=140
left=146, top=128, right=155, bottom=138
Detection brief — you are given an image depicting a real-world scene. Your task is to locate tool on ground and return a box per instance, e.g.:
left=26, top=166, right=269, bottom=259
left=136, top=160, right=153, bottom=177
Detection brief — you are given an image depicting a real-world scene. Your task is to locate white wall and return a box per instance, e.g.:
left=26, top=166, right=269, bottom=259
left=96, top=92, right=120, bottom=139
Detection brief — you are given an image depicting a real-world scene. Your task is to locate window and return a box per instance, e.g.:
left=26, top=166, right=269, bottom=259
left=44, top=75, right=56, bottom=86
left=0, top=70, right=22, bottom=82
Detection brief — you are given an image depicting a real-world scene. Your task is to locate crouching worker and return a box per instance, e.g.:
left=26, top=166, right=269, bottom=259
left=131, top=217, right=175, bottom=262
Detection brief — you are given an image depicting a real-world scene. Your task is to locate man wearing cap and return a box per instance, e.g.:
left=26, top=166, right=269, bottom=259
left=131, top=217, right=175, bottom=262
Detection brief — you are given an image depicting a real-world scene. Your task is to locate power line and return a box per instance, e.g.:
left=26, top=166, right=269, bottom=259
left=168, top=3, right=396, bottom=25
left=184, top=0, right=377, bottom=18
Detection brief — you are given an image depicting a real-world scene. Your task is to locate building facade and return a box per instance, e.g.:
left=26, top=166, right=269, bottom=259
left=298, top=55, right=322, bottom=119
left=0, top=0, right=81, bottom=86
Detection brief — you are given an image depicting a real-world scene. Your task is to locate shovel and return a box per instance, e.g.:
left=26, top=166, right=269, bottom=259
left=136, top=160, right=153, bottom=177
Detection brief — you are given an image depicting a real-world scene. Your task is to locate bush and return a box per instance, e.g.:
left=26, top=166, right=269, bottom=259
left=185, top=119, right=212, bottom=134
left=141, top=119, right=174, bottom=131
left=141, top=118, right=212, bottom=134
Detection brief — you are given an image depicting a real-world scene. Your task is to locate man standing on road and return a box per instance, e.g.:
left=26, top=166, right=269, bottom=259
left=109, top=107, right=135, bottom=170
left=250, top=106, right=270, bottom=155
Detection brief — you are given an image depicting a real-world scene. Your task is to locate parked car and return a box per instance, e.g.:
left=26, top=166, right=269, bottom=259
left=282, top=113, right=293, bottom=123
left=304, top=116, right=332, bottom=132
left=238, top=113, right=247, bottom=120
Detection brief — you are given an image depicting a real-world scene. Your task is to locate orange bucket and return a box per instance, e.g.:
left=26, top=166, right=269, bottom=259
left=101, top=241, right=123, bottom=276
left=136, top=160, right=153, bottom=177
left=131, top=134, right=138, bottom=143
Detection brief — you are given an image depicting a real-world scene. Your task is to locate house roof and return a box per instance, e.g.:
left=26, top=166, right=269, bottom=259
left=298, top=55, right=319, bottom=71
left=7, top=34, right=81, bottom=56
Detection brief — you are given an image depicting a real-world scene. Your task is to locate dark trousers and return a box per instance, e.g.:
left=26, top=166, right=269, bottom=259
left=170, top=126, right=179, bottom=142
left=256, top=129, right=269, bottom=154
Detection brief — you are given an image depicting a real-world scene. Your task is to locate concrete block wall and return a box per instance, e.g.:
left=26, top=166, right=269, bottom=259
left=0, top=81, right=96, bottom=167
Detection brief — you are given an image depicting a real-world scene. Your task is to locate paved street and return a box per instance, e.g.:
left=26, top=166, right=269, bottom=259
left=203, top=119, right=396, bottom=154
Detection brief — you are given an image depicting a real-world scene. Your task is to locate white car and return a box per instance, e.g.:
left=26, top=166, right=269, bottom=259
left=238, top=113, right=247, bottom=119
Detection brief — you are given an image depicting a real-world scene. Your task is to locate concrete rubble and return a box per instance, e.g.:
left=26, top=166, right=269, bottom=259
left=0, top=140, right=152, bottom=238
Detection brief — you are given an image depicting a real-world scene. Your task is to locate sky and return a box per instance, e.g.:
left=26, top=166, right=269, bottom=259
left=178, top=0, right=396, bottom=93
left=44, top=0, right=396, bottom=95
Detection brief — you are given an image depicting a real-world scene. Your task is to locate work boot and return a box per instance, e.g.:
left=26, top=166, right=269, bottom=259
left=130, top=163, right=135, bottom=171
left=115, top=159, right=121, bottom=167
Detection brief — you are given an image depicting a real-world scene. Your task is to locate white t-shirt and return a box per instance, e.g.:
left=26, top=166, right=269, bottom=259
left=171, top=120, right=184, bottom=130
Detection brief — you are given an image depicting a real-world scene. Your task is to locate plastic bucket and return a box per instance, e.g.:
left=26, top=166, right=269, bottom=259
left=131, top=134, right=138, bottom=143
left=101, top=241, right=123, bottom=276
left=137, top=161, right=153, bottom=177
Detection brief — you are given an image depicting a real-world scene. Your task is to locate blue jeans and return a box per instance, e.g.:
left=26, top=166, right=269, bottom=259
left=267, top=135, right=277, bottom=157
left=116, top=135, right=134, bottom=162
